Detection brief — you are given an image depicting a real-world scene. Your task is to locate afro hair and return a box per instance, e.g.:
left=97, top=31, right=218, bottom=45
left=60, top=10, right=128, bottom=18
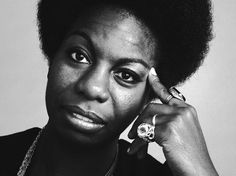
left=37, top=0, right=213, bottom=88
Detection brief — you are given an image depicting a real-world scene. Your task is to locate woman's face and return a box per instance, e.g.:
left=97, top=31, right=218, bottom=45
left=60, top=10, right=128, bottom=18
left=46, top=7, right=157, bottom=145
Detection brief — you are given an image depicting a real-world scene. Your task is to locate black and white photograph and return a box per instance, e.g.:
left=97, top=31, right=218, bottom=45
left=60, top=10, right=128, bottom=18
left=0, top=0, right=235, bottom=175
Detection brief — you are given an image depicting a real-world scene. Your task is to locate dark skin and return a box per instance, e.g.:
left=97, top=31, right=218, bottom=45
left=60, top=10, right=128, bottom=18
left=30, top=7, right=155, bottom=176
left=29, top=6, right=218, bottom=176
left=128, top=69, right=219, bottom=176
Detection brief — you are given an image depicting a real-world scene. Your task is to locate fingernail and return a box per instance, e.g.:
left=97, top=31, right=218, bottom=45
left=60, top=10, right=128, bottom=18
left=149, top=67, right=157, bottom=76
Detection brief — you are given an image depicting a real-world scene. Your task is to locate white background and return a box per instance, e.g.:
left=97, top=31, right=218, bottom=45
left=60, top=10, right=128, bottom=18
left=0, top=0, right=235, bottom=175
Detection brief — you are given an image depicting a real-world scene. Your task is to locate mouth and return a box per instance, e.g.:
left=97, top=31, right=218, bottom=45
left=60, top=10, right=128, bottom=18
left=62, top=105, right=106, bottom=133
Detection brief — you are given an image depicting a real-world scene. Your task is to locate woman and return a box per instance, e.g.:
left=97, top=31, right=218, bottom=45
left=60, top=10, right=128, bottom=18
left=0, top=0, right=219, bottom=175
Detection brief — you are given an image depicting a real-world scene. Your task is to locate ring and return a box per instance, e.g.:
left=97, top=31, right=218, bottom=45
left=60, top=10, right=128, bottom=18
left=137, top=114, right=157, bottom=143
left=168, top=87, right=186, bottom=102
left=137, top=123, right=155, bottom=142
left=166, top=95, right=173, bottom=103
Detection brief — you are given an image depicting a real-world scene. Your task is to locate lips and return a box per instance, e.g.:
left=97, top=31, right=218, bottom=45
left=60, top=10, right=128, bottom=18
left=62, top=105, right=106, bottom=125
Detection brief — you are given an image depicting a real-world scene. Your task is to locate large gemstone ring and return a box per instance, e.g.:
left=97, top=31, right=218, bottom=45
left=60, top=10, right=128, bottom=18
left=137, top=123, right=155, bottom=143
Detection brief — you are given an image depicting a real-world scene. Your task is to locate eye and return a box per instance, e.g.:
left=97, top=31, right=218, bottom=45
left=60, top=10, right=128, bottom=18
left=114, top=69, right=140, bottom=84
left=68, top=48, right=91, bottom=64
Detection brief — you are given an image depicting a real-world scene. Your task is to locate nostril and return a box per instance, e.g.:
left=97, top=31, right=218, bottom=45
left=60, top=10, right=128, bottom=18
left=75, top=78, right=109, bottom=103
left=88, top=85, right=109, bottom=102
left=97, top=90, right=109, bottom=103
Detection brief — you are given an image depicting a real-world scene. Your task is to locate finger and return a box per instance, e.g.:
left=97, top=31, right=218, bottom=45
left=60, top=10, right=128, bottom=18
left=130, top=114, right=177, bottom=144
left=148, top=68, right=185, bottom=106
left=153, top=123, right=172, bottom=147
left=148, top=67, right=170, bottom=104
left=128, top=103, right=175, bottom=139
left=128, top=115, right=177, bottom=152
left=127, top=138, right=147, bottom=155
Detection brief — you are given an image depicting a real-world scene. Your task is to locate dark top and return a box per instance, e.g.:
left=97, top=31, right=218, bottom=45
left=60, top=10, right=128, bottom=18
left=0, top=128, right=173, bottom=176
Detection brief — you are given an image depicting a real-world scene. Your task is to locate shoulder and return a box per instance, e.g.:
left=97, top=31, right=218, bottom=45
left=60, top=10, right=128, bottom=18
left=0, top=128, right=41, bottom=175
left=116, top=139, right=173, bottom=176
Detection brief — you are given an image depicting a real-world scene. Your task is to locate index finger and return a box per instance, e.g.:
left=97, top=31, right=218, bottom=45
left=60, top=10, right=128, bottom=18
left=148, top=68, right=182, bottom=105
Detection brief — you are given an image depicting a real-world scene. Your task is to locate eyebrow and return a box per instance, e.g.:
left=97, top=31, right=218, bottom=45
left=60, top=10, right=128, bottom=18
left=114, top=58, right=151, bottom=69
left=69, top=31, right=96, bottom=55
left=70, top=31, right=92, bottom=45
left=69, top=31, right=151, bottom=69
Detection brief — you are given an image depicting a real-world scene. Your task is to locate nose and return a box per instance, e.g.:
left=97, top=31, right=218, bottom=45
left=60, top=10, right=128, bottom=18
left=75, top=67, right=109, bottom=103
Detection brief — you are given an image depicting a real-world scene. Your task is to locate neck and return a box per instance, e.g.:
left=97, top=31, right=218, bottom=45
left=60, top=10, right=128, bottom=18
left=30, top=126, right=118, bottom=176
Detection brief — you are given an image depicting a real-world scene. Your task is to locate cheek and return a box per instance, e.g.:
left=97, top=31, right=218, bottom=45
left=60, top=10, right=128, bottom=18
left=46, top=61, right=79, bottom=109
left=47, top=60, right=78, bottom=93
left=111, top=83, right=147, bottom=122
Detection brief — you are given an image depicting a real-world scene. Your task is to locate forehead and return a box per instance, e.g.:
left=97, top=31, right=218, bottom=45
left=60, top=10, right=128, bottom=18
left=68, top=7, right=157, bottom=67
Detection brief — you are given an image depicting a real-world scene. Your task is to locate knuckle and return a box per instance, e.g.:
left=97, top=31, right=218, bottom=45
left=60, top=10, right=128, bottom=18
left=160, top=87, right=168, bottom=95
left=144, top=104, right=154, bottom=115
left=172, top=114, right=184, bottom=128
left=178, top=106, right=197, bottom=120
left=159, top=87, right=168, bottom=100
left=175, top=114, right=184, bottom=124
left=136, top=104, right=155, bottom=123
left=152, top=77, right=160, bottom=84
left=146, top=102, right=154, bottom=109
left=146, top=103, right=158, bottom=114
left=188, top=105, right=197, bottom=117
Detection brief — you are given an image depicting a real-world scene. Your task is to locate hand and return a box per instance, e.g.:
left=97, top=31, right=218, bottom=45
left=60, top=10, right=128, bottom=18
left=127, top=68, right=218, bottom=176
